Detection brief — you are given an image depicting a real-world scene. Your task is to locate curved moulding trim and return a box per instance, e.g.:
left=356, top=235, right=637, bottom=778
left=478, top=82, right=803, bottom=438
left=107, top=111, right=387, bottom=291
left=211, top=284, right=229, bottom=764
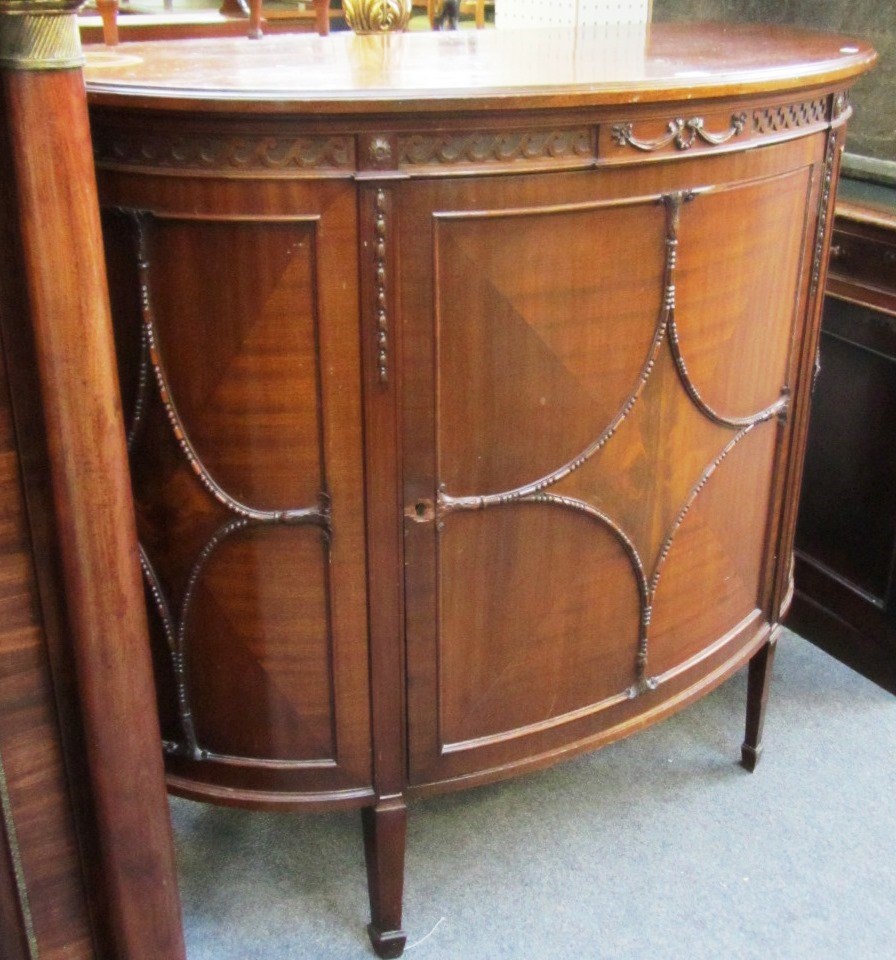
left=412, top=614, right=774, bottom=799
left=168, top=752, right=339, bottom=771
left=441, top=686, right=636, bottom=756
left=440, top=606, right=765, bottom=759
left=166, top=776, right=376, bottom=813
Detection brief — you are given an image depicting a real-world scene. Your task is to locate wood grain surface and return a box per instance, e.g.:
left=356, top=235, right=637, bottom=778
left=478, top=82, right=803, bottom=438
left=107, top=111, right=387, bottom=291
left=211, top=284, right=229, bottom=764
left=83, top=23, right=875, bottom=113
left=1, top=61, right=186, bottom=960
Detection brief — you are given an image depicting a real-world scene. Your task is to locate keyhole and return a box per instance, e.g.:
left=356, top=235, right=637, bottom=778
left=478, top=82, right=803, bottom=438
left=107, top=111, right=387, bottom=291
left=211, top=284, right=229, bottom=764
left=406, top=499, right=435, bottom=523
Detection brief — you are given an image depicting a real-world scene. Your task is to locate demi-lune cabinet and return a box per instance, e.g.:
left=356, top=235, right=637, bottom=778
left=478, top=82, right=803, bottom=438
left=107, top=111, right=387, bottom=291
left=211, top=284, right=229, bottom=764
left=84, top=24, right=874, bottom=957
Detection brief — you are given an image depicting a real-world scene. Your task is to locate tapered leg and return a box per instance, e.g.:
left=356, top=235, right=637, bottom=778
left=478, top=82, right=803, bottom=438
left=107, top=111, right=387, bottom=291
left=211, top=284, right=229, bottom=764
left=741, top=637, right=778, bottom=772
left=362, top=798, right=408, bottom=959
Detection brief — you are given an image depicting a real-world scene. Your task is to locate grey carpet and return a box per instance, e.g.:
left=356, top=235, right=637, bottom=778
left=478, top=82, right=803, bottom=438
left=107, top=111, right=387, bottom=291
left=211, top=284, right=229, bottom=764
left=171, top=630, right=896, bottom=959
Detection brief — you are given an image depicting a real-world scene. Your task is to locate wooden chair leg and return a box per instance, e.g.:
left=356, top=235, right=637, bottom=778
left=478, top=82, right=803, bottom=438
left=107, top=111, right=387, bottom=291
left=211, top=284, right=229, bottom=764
left=741, top=637, right=777, bottom=772
left=362, top=798, right=408, bottom=959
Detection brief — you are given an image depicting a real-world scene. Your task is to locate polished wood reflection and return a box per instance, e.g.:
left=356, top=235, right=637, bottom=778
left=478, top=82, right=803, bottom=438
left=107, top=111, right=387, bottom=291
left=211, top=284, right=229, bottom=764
left=83, top=24, right=874, bottom=113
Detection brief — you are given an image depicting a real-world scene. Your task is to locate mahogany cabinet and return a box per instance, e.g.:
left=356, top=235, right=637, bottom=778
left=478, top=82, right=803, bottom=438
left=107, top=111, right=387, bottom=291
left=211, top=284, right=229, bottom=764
left=83, top=24, right=874, bottom=957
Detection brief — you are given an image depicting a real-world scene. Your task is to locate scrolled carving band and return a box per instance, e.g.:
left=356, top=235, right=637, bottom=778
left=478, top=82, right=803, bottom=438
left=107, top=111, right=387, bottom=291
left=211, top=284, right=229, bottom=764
left=399, top=128, right=594, bottom=167
left=92, top=131, right=354, bottom=174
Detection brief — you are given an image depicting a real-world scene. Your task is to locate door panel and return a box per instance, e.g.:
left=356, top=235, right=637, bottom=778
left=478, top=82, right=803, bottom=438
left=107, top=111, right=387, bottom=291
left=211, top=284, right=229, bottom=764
left=103, top=180, right=371, bottom=800
left=401, top=142, right=817, bottom=787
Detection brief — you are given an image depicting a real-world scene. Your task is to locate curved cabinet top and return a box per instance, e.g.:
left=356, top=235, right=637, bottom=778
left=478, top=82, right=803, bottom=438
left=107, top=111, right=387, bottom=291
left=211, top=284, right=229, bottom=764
left=82, top=23, right=875, bottom=116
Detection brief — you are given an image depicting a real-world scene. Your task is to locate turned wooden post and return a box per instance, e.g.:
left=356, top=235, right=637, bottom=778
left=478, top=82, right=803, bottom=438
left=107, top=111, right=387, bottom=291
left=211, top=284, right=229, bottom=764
left=314, top=0, right=329, bottom=36
left=0, top=3, right=186, bottom=958
left=95, top=0, right=119, bottom=46
left=248, top=0, right=262, bottom=39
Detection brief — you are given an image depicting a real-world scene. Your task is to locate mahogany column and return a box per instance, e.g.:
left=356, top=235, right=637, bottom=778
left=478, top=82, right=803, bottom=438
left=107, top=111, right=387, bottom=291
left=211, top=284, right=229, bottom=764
left=0, top=3, right=186, bottom=959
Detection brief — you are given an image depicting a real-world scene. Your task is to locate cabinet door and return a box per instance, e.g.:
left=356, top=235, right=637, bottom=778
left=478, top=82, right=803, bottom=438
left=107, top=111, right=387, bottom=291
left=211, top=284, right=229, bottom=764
left=400, top=141, right=820, bottom=789
left=103, top=179, right=371, bottom=804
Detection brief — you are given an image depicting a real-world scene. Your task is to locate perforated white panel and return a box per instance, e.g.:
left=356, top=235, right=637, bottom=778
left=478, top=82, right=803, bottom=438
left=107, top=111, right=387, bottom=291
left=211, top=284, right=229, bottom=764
left=496, top=0, right=650, bottom=29
left=443, top=19, right=648, bottom=77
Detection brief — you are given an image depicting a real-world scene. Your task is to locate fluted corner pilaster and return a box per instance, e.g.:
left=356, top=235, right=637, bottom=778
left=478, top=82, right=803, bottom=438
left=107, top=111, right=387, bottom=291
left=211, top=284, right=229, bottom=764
left=0, top=1, right=84, bottom=71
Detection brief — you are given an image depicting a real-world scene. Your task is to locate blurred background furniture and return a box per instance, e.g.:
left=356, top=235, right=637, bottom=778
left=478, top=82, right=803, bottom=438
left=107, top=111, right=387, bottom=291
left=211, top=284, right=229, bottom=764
left=426, top=0, right=486, bottom=29
left=789, top=181, right=896, bottom=694
left=80, top=0, right=333, bottom=43
left=81, top=0, right=653, bottom=43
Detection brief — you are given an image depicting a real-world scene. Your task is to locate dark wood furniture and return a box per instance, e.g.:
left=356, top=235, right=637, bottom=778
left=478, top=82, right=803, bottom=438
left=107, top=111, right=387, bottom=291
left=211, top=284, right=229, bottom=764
left=0, top=2, right=186, bottom=957
left=790, top=179, right=896, bottom=693
left=81, top=24, right=874, bottom=958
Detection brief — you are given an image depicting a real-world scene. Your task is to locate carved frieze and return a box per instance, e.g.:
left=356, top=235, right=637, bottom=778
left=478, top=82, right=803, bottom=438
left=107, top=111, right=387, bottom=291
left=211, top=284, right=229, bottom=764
left=92, top=130, right=355, bottom=176
left=398, top=128, right=595, bottom=171
left=752, top=97, right=827, bottom=135
left=90, top=95, right=832, bottom=182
